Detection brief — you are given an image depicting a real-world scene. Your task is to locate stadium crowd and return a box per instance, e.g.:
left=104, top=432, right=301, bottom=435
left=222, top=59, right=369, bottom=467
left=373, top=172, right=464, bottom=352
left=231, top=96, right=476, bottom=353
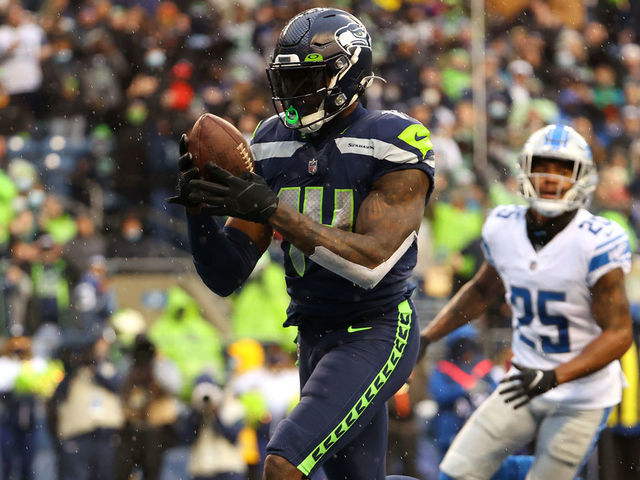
left=1, top=0, right=640, bottom=478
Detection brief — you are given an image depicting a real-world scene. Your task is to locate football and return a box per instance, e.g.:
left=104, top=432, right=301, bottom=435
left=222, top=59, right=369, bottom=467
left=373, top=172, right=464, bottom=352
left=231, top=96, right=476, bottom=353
left=188, top=113, right=254, bottom=179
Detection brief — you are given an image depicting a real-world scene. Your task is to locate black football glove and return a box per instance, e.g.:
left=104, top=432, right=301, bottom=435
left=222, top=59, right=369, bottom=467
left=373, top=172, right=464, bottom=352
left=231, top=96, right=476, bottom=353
left=166, top=134, right=202, bottom=212
left=499, top=362, right=558, bottom=409
left=186, top=163, right=279, bottom=224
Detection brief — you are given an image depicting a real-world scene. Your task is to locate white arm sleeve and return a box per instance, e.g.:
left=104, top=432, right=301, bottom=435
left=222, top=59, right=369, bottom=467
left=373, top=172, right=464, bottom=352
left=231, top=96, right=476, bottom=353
left=308, top=231, right=417, bottom=290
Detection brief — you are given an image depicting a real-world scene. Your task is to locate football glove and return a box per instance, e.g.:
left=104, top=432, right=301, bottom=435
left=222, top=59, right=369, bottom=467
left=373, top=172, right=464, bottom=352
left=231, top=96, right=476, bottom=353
left=166, top=134, right=203, bottom=213
left=186, top=163, right=279, bottom=224
left=499, top=362, right=558, bottom=409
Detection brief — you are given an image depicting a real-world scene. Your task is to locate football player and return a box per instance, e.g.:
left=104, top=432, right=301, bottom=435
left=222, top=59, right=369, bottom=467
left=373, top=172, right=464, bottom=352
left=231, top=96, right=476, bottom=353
left=419, top=124, right=633, bottom=480
left=169, top=8, right=434, bottom=480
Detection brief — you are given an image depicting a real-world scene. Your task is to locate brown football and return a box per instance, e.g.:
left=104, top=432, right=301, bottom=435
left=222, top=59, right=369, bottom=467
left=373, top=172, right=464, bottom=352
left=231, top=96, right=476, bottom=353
left=188, top=113, right=254, bottom=179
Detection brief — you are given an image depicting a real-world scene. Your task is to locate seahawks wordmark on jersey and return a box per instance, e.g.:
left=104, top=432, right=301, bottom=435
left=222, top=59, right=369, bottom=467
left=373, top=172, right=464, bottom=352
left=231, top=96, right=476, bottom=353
left=250, top=104, right=434, bottom=323
left=482, top=204, right=631, bottom=408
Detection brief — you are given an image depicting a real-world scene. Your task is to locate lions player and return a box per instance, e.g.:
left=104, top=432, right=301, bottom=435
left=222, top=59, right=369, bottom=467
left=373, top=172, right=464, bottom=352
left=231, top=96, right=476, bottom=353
left=419, top=124, right=633, bottom=480
left=169, top=8, right=433, bottom=480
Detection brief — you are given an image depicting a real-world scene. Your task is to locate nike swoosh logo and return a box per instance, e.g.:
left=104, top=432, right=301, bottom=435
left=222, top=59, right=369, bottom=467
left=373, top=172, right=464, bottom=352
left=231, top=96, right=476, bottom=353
left=531, top=370, right=544, bottom=388
left=347, top=325, right=372, bottom=333
left=414, top=133, right=428, bottom=141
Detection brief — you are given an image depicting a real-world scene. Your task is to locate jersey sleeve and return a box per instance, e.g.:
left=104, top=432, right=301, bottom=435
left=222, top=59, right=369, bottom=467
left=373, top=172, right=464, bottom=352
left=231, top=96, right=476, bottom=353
left=480, top=205, right=524, bottom=267
left=369, top=111, right=435, bottom=202
left=249, top=114, right=280, bottom=178
left=480, top=208, right=499, bottom=266
left=585, top=221, right=632, bottom=287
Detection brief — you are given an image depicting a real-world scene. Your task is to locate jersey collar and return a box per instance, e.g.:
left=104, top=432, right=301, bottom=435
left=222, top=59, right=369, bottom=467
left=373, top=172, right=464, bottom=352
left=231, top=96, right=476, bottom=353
left=301, top=103, right=367, bottom=146
left=525, top=208, right=578, bottom=251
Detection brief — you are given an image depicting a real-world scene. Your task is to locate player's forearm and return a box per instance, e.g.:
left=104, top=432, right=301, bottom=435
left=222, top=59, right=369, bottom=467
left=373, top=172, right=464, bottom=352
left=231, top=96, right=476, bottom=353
left=555, top=324, right=632, bottom=384
left=556, top=268, right=633, bottom=383
left=268, top=202, right=390, bottom=268
left=421, top=280, right=492, bottom=342
left=187, top=213, right=262, bottom=296
left=422, top=262, right=504, bottom=342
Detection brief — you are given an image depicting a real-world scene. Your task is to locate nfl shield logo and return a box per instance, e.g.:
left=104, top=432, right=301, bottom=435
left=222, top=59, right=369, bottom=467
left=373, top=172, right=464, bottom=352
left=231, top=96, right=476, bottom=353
left=530, top=261, right=537, bottom=270
left=308, top=158, right=318, bottom=175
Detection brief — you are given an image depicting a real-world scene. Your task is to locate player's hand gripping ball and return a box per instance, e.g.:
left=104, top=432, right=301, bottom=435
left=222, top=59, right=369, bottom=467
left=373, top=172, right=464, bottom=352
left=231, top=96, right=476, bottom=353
left=167, top=115, right=278, bottom=223
left=166, top=133, right=202, bottom=213
left=187, top=164, right=279, bottom=224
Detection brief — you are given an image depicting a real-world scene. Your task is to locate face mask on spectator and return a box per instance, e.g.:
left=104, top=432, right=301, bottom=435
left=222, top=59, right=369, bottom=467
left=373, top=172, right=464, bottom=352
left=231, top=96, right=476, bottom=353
left=123, top=226, right=143, bottom=242
left=55, top=49, right=73, bottom=64
left=126, top=103, right=148, bottom=126
left=145, top=49, right=166, bottom=69
left=28, top=189, right=45, bottom=209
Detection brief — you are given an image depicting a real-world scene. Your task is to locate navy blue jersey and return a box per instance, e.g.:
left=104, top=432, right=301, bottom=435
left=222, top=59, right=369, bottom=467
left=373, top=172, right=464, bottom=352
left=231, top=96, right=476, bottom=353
left=250, top=104, right=434, bottom=324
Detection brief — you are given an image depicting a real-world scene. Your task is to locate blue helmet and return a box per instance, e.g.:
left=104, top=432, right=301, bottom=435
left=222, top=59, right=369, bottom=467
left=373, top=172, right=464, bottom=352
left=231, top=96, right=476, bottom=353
left=266, top=8, right=374, bottom=133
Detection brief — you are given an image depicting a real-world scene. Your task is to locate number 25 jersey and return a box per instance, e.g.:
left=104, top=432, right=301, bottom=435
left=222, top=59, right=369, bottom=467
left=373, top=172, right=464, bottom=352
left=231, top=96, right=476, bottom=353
left=482, top=205, right=631, bottom=409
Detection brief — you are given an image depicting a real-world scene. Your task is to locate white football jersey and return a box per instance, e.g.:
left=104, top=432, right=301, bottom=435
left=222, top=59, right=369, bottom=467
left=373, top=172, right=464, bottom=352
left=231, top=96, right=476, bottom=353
left=482, top=205, right=631, bottom=409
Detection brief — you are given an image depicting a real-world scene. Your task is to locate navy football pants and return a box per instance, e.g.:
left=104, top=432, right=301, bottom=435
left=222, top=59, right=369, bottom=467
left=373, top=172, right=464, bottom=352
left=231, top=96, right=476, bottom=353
left=266, top=299, right=419, bottom=480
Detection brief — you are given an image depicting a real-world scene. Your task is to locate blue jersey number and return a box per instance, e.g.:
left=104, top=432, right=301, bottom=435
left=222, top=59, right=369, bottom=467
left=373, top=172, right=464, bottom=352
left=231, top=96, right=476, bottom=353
left=510, top=286, right=570, bottom=353
left=579, top=217, right=611, bottom=235
left=278, top=187, right=354, bottom=276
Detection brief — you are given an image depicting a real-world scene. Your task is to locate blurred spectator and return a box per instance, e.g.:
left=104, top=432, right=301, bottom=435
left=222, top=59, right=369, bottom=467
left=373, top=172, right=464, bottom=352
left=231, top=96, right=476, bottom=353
left=428, top=325, right=495, bottom=460
left=73, top=254, right=117, bottom=335
left=2, top=250, right=33, bottom=336
left=107, top=212, right=174, bottom=258
left=260, top=343, right=298, bottom=437
left=63, top=213, right=107, bottom=284
left=184, top=374, right=248, bottom=480
left=0, top=337, right=38, bottom=480
left=0, top=4, right=48, bottom=118
left=387, top=372, right=420, bottom=478
left=231, top=254, right=295, bottom=350
left=38, top=194, right=77, bottom=246
left=148, top=286, right=225, bottom=397
left=508, top=59, right=534, bottom=107
left=47, top=330, right=123, bottom=480
left=226, top=339, right=271, bottom=479
left=29, top=233, right=71, bottom=329
left=117, top=334, right=179, bottom=480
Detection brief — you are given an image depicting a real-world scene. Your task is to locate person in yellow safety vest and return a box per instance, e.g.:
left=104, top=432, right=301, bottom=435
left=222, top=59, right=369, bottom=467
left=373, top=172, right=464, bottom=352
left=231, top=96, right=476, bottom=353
left=598, top=311, right=640, bottom=479
left=0, top=168, right=17, bottom=252
left=30, top=234, right=70, bottom=328
left=0, top=336, right=64, bottom=480
left=148, top=286, right=225, bottom=398
left=231, top=255, right=297, bottom=352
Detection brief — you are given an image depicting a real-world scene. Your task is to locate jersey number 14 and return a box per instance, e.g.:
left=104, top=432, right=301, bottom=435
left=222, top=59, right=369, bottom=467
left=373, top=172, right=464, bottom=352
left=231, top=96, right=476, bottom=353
left=278, top=186, right=354, bottom=276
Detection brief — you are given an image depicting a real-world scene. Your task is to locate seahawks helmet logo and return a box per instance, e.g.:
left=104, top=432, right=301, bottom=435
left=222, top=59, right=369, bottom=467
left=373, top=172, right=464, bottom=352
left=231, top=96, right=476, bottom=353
left=335, top=22, right=371, bottom=54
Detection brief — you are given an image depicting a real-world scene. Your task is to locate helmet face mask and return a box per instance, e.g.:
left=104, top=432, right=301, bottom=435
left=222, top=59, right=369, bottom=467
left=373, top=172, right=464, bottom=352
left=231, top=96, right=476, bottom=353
left=517, top=125, right=597, bottom=218
left=267, top=8, right=374, bottom=133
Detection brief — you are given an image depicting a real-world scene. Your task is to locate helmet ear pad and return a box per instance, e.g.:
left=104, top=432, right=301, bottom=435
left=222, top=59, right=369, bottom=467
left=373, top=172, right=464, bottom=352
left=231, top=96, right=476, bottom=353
left=324, top=48, right=372, bottom=114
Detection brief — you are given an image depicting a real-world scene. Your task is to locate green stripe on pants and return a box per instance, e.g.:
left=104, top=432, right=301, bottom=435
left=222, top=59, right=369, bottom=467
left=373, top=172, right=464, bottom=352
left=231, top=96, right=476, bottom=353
left=297, top=300, right=412, bottom=475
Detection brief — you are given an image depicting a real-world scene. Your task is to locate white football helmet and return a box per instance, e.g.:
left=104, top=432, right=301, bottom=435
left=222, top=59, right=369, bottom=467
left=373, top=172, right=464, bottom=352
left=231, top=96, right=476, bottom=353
left=517, top=124, right=597, bottom=217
